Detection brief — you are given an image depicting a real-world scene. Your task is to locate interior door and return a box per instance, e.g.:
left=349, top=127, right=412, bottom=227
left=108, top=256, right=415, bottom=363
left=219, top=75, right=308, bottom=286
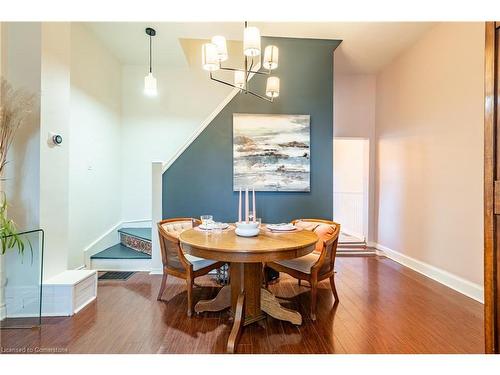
left=484, top=21, right=500, bottom=354
left=333, top=138, right=369, bottom=242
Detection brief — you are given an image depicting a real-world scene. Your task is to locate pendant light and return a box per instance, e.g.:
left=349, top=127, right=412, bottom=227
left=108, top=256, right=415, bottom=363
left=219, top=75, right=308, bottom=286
left=202, top=22, right=280, bottom=103
left=144, top=27, right=157, bottom=97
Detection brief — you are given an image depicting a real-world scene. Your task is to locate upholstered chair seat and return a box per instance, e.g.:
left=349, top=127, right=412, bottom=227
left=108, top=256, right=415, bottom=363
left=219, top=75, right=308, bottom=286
left=265, top=219, right=340, bottom=321
left=275, top=252, right=320, bottom=274
left=157, top=218, right=225, bottom=316
left=184, top=254, right=219, bottom=271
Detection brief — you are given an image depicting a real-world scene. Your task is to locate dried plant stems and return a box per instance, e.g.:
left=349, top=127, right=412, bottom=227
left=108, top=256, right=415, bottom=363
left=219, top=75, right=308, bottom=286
left=0, top=77, right=35, bottom=178
left=0, top=77, right=36, bottom=255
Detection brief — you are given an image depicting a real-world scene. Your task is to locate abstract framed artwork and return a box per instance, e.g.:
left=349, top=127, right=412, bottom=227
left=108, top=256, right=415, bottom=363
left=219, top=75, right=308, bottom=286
left=233, top=113, right=311, bottom=192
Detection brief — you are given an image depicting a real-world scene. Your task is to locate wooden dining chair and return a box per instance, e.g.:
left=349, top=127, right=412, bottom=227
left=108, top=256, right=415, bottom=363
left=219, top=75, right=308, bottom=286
left=265, top=219, right=340, bottom=321
left=157, top=218, right=225, bottom=317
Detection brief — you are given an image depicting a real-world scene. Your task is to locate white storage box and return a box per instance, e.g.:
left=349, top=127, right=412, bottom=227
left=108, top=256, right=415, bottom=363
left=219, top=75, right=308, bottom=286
left=42, top=270, right=97, bottom=316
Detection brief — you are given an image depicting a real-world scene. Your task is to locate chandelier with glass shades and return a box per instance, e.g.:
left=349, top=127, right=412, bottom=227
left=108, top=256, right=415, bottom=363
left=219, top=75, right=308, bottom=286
left=202, top=22, right=280, bottom=102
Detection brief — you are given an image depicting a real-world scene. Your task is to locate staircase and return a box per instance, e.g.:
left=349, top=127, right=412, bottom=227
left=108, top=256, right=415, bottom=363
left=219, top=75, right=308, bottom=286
left=90, top=227, right=152, bottom=271
left=337, top=232, right=376, bottom=256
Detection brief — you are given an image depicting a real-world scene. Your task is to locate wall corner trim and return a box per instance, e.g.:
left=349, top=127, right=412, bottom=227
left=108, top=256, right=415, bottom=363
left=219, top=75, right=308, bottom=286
left=161, top=63, right=261, bottom=173
left=83, top=221, right=122, bottom=268
left=374, top=243, right=484, bottom=303
left=162, top=86, right=241, bottom=173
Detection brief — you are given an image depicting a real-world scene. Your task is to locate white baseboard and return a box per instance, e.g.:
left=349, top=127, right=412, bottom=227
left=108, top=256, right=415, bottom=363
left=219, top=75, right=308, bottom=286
left=374, top=243, right=484, bottom=303
left=366, top=242, right=385, bottom=256
left=149, top=268, right=163, bottom=275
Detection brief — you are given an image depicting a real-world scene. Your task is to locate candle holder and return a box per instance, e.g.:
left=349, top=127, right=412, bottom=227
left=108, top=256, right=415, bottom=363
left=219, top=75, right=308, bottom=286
left=235, top=221, right=260, bottom=237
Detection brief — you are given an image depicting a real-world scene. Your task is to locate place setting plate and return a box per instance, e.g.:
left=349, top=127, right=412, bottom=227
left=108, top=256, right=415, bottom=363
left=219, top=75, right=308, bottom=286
left=198, top=223, right=230, bottom=230
left=265, top=223, right=300, bottom=233
left=195, top=223, right=233, bottom=232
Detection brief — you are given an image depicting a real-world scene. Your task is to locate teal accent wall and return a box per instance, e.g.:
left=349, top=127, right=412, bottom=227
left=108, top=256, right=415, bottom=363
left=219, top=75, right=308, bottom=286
left=163, top=37, right=340, bottom=223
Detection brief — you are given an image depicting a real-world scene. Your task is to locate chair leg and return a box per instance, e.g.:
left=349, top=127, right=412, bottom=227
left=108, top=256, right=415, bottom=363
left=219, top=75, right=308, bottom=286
left=157, top=272, right=168, bottom=301
left=186, top=276, right=194, bottom=317
left=329, top=275, right=339, bottom=302
left=310, top=278, right=318, bottom=321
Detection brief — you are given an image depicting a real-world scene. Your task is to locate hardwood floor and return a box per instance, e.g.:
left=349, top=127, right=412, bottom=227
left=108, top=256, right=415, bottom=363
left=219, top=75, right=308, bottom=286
left=0, top=256, right=484, bottom=354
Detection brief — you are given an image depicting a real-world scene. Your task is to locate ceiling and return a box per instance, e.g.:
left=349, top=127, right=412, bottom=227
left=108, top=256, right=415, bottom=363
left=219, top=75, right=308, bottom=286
left=84, top=22, right=435, bottom=74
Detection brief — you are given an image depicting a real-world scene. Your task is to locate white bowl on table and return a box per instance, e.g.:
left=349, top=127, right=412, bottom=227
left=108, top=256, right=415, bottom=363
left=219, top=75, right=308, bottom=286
left=235, top=221, right=260, bottom=237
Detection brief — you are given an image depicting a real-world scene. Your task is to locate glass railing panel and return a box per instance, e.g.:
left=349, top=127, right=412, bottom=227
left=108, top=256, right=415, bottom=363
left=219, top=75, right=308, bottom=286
left=0, top=229, right=44, bottom=330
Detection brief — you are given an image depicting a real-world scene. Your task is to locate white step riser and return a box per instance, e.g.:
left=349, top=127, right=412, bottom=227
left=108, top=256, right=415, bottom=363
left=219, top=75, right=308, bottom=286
left=91, top=258, right=152, bottom=272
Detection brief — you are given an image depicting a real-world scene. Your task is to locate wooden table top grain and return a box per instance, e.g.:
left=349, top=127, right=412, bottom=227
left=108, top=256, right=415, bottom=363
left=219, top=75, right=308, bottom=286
left=179, top=227, right=318, bottom=263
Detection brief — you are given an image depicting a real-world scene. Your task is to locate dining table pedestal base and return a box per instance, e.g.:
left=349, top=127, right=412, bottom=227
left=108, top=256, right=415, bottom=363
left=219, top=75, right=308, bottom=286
left=194, top=262, right=303, bottom=353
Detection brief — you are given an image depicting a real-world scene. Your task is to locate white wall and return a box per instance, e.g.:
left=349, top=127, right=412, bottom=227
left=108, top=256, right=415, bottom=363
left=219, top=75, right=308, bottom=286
left=120, top=64, right=233, bottom=221
left=1, top=22, right=44, bottom=317
left=2, top=22, right=123, bottom=273
left=333, top=73, right=376, bottom=242
left=3, top=23, right=42, bottom=289
left=68, top=24, right=122, bottom=269
left=3, top=23, right=41, bottom=234
left=39, top=22, right=71, bottom=279
left=375, top=22, right=484, bottom=287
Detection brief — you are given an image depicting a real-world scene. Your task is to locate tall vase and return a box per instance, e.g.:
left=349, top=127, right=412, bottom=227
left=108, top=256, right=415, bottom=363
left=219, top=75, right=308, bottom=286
left=0, top=179, right=6, bottom=321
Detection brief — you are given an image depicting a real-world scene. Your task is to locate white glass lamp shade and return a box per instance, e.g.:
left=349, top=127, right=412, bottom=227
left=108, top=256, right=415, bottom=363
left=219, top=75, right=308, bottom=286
left=265, top=76, right=280, bottom=98
left=202, top=43, right=220, bottom=71
left=234, top=70, right=246, bottom=89
left=263, top=45, right=279, bottom=70
left=211, top=35, right=228, bottom=62
left=144, top=72, right=158, bottom=96
left=243, top=26, right=261, bottom=57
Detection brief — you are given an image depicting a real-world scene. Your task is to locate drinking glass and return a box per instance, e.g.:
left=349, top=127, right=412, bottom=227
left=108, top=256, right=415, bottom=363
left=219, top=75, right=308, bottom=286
left=248, top=211, right=254, bottom=222
left=255, top=218, right=262, bottom=227
left=200, top=215, right=214, bottom=229
left=213, top=222, right=223, bottom=234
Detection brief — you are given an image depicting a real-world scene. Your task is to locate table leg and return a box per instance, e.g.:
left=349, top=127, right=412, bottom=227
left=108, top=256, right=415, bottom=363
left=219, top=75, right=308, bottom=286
left=195, top=262, right=303, bottom=353
left=227, top=292, right=245, bottom=354
left=194, top=285, right=231, bottom=313
left=230, top=263, right=265, bottom=325
left=261, top=288, right=302, bottom=325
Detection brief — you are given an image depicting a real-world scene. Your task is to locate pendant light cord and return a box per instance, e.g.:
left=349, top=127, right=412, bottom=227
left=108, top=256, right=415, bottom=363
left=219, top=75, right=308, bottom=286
left=149, top=35, right=152, bottom=74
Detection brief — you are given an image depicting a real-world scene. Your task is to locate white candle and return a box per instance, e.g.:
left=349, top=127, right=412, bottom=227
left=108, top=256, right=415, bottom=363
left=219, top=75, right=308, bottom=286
left=238, top=188, right=242, bottom=223
left=252, top=187, right=256, bottom=222
left=245, top=187, right=249, bottom=223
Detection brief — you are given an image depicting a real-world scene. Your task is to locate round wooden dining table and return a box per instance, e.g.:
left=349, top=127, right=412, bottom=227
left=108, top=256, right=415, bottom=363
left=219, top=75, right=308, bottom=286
left=179, top=226, right=318, bottom=353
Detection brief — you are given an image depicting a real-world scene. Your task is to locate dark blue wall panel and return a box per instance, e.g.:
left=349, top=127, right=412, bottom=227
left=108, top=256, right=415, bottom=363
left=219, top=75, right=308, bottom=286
left=163, top=37, right=340, bottom=223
